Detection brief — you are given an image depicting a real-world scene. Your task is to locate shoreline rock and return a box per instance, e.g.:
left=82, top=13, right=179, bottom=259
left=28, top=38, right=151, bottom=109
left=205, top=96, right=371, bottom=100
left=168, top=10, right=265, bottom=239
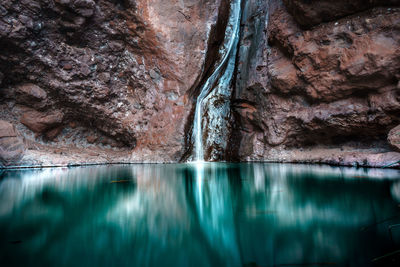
left=0, top=120, right=25, bottom=166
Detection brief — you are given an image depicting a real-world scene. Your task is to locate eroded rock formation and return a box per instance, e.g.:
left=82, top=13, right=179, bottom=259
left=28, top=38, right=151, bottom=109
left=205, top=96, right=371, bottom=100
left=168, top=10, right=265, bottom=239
left=232, top=0, right=400, bottom=167
left=0, top=0, right=399, bottom=167
left=0, top=0, right=223, bottom=166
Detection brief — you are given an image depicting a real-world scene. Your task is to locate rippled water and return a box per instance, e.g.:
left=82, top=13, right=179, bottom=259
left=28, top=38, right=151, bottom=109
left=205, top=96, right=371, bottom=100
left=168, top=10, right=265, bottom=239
left=1, top=163, right=400, bottom=266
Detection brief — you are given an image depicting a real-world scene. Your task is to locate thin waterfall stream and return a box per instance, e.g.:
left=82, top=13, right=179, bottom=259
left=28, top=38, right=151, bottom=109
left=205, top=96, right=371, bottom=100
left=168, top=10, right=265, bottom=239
left=192, top=0, right=242, bottom=162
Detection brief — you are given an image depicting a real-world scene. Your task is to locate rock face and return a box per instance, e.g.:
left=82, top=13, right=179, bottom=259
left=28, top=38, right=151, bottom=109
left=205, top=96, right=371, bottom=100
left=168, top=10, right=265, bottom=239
left=0, top=0, right=399, bottom=167
left=0, top=120, right=25, bottom=166
left=388, top=125, right=400, bottom=152
left=0, top=0, right=223, bottom=164
left=231, top=0, right=400, bottom=167
left=282, top=0, right=400, bottom=28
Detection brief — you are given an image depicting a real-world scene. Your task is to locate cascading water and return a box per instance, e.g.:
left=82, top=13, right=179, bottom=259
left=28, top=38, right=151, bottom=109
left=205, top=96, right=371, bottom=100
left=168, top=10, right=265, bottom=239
left=192, top=0, right=242, bottom=162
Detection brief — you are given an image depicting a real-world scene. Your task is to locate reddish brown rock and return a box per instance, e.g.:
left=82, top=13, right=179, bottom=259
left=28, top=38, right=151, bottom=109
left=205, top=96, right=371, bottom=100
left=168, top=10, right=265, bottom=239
left=69, top=121, right=77, bottom=128
left=0, top=120, right=25, bottom=166
left=15, top=83, right=47, bottom=109
left=20, top=110, right=64, bottom=133
left=1, top=0, right=399, bottom=167
left=62, top=63, right=73, bottom=71
left=266, top=5, right=400, bottom=144
left=45, top=126, right=63, bottom=140
left=283, top=0, right=400, bottom=28
left=0, top=0, right=223, bottom=163
left=232, top=0, right=400, bottom=166
left=388, top=125, right=400, bottom=151
left=268, top=6, right=400, bottom=102
left=86, top=135, right=97, bottom=144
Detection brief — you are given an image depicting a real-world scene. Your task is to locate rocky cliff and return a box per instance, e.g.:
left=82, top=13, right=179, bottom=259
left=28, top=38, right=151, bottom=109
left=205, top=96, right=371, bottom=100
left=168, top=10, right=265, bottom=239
left=0, top=0, right=224, bottom=166
left=0, top=0, right=399, bottom=167
left=232, top=0, right=400, bottom=167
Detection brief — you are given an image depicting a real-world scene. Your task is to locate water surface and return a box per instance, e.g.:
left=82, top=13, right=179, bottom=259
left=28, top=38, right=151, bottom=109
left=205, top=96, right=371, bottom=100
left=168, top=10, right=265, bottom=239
left=1, top=163, right=400, bottom=266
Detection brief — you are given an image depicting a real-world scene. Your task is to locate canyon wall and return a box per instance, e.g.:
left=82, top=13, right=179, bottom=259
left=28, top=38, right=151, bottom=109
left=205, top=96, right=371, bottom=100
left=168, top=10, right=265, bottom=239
left=1, top=0, right=400, bottom=167
left=0, top=0, right=224, bottom=166
left=232, top=0, right=400, bottom=167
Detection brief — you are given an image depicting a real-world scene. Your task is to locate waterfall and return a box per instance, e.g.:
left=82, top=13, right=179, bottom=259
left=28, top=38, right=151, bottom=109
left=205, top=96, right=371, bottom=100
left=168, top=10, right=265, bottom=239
left=192, top=0, right=242, bottom=162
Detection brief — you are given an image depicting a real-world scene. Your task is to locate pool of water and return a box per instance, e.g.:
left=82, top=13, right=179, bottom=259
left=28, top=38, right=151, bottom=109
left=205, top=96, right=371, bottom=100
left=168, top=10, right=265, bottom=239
left=1, top=163, right=400, bottom=266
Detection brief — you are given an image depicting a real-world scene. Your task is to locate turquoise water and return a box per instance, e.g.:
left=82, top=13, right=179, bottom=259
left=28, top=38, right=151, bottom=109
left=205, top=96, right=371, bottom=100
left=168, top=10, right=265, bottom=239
left=1, top=163, right=400, bottom=266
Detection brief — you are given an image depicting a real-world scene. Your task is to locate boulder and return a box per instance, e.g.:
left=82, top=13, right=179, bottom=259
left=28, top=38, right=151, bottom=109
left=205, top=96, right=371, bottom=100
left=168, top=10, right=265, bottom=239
left=388, top=125, right=400, bottom=151
left=0, top=0, right=223, bottom=155
left=0, top=120, right=25, bottom=166
left=86, top=135, right=97, bottom=144
left=15, top=83, right=47, bottom=109
left=20, top=110, right=64, bottom=133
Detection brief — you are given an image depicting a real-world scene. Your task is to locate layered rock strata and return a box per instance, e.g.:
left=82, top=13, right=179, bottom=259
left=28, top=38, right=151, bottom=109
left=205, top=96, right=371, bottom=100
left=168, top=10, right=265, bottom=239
left=232, top=0, right=400, bottom=167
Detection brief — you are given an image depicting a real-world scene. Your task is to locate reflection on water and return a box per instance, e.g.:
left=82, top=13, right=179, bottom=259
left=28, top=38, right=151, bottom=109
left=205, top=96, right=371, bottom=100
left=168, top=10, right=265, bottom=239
left=0, top=163, right=400, bottom=266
